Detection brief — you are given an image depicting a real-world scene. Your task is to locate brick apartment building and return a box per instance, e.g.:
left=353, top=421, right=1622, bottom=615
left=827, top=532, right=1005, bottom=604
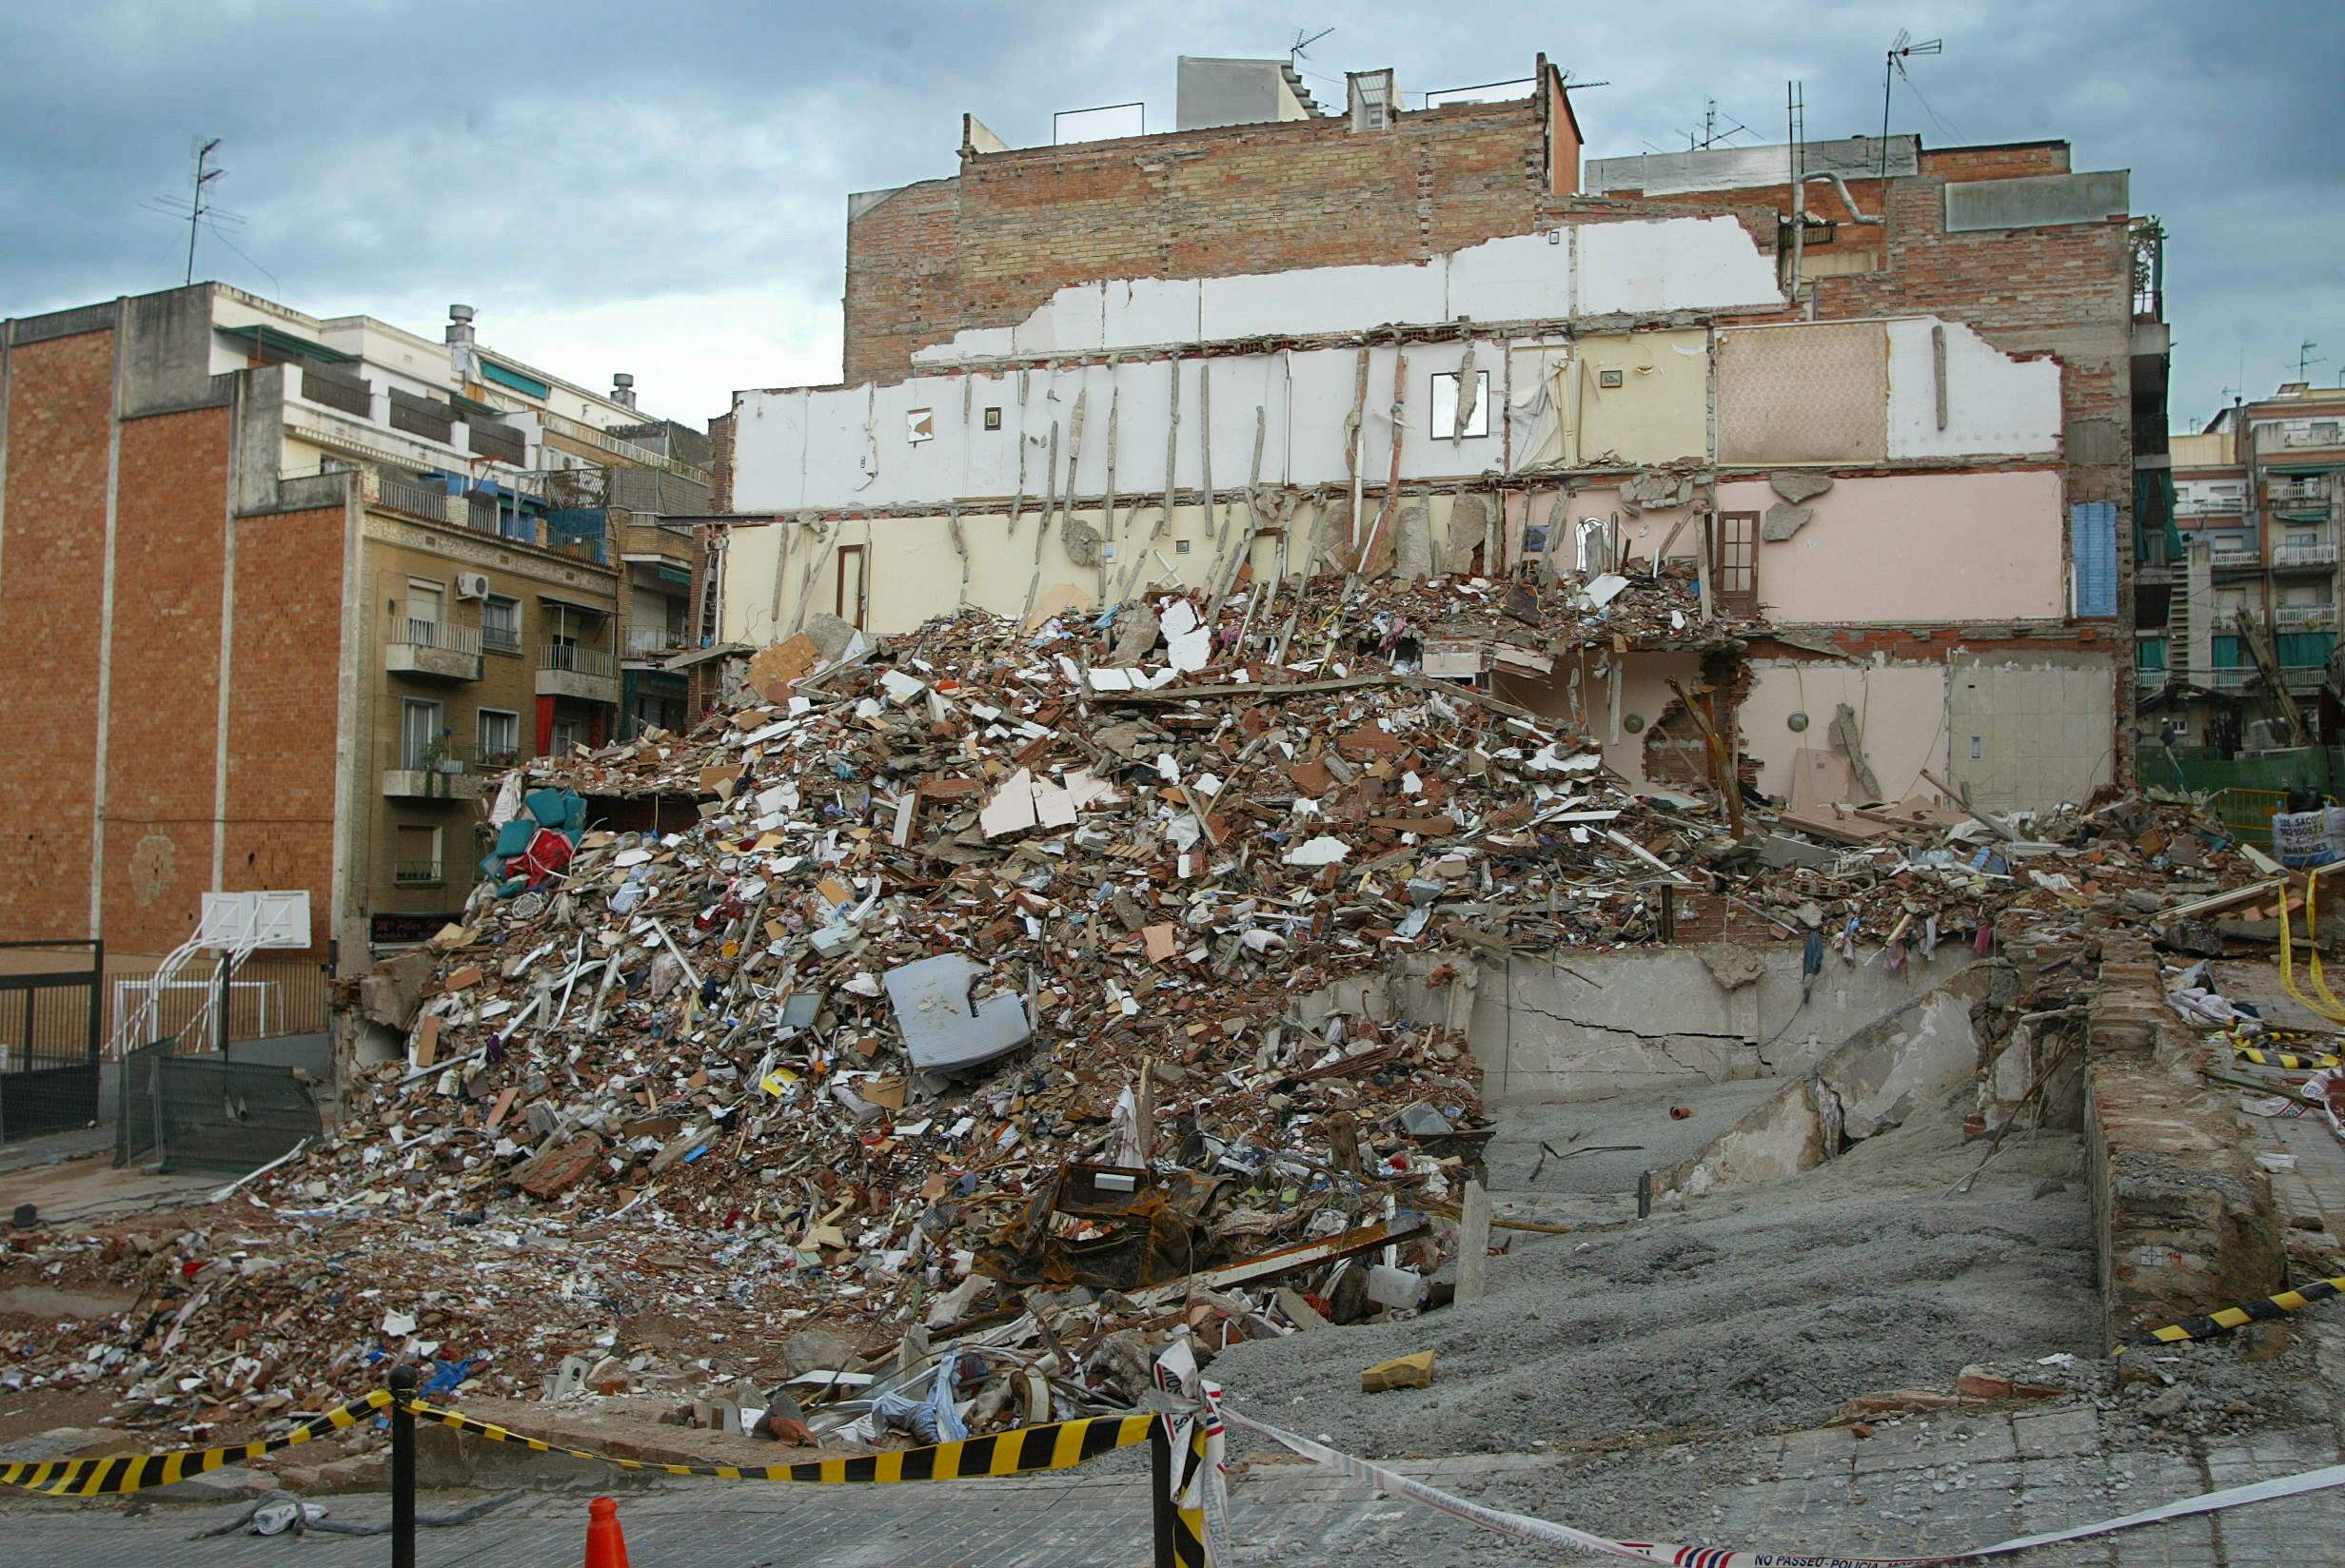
left=2141, top=383, right=2345, bottom=752
left=0, top=284, right=711, bottom=990
left=705, top=54, right=2166, bottom=812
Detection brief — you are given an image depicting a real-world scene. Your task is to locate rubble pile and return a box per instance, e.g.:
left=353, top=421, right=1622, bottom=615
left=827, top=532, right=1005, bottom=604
left=0, top=567, right=2276, bottom=1457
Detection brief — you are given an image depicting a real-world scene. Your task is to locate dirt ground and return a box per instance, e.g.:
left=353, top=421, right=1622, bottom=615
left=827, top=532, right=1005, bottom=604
left=1212, top=1081, right=2099, bottom=1457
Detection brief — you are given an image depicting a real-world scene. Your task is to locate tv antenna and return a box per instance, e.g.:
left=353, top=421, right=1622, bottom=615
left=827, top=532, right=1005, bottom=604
left=1879, top=29, right=1943, bottom=177
left=1288, top=27, right=1332, bottom=67
left=1678, top=96, right=1751, bottom=151
left=142, top=138, right=251, bottom=286
left=2298, top=340, right=2327, bottom=382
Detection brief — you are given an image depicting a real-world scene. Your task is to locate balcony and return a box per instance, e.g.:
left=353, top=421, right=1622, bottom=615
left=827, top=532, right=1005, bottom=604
left=2285, top=665, right=2328, bottom=694
left=624, top=624, right=689, bottom=662
left=2276, top=427, right=2345, bottom=451
left=2135, top=667, right=2167, bottom=690
left=536, top=643, right=620, bottom=705
left=383, top=755, right=490, bottom=803
left=2276, top=605, right=2337, bottom=632
left=2272, top=542, right=2338, bottom=570
left=2174, top=498, right=2246, bottom=519
left=393, top=860, right=445, bottom=888
left=2210, top=548, right=2265, bottom=573
left=384, top=617, right=483, bottom=681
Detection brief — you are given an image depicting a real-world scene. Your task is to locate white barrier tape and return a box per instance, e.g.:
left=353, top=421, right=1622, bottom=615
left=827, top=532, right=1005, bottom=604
left=1215, top=1401, right=2345, bottom=1566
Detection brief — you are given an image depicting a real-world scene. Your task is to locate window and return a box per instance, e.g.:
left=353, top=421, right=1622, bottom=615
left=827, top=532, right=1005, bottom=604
left=478, top=709, right=520, bottom=766
left=1429, top=370, right=1490, bottom=440
left=905, top=408, right=935, bottom=443
left=399, top=698, right=443, bottom=770
left=404, top=579, right=444, bottom=646
left=837, top=543, right=868, bottom=629
left=1713, top=512, right=1759, bottom=614
left=983, top=406, right=1002, bottom=431
left=550, top=718, right=585, bottom=754
left=394, top=824, right=442, bottom=886
left=2314, top=421, right=2340, bottom=445
left=483, top=595, right=521, bottom=653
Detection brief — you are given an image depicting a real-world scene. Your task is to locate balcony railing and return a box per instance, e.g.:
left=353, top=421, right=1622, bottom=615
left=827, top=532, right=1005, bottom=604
left=393, top=861, right=444, bottom=887
left=2284, top=665, right=2329, bottom=692
left=2136, top=667, right=2167, bottom=690
left=2204, top=668, right=2254, bottom=691
left=2272, top=542, right=2338, bottom=569
left=2270, top=481, right=2330, bottom=505
left=376, top=475, right=452, bottom=523
left=2277, top=428, right=2345, bottom=450
left=389, top=618, right=481, bottom=656
left=2276, top=605, right=2337, bottom=631
left=2175, top=497, right=2246, bottom=519
left=483, top=619, right=522, bottom=654
left=625, top=625, right=689, bottom=658
left=541, top=644, right=617, bottom=679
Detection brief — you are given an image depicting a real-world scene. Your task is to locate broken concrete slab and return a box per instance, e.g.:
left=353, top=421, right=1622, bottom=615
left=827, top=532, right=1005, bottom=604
left=884, top=954, right=1033, bottom=1073
left=1762, top=501, right=1813, bottom=541
left=1769, top=471, right=1834, bottom=504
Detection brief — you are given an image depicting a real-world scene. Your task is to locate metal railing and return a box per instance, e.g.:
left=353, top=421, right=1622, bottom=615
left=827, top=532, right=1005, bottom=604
left=2203, top=668, right=2255, bottom=691
left=541, top=410, right=715, bottom=484
left=483, top=617, right=522, bottom=653
left=2276, top=605, right=2337, bottom=630
left=541, top=644, right=618, bottom=678
left=394, top=861, right=444, bottom=886
left=2273, top=541, right=2338, bottom=568
left=2176, top=497, right=2246, bottom=519
left=388, top=617, right=482, bottom=655
left=625, top=624, right=688, bottom=657
left=376, top=475, right=452, bottom=523
left=2270, top=481, right=2330, bottom=505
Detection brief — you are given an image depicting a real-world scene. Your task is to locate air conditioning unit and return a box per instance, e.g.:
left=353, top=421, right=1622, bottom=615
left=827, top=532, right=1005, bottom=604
left=454, top=572, right=491, bottom=600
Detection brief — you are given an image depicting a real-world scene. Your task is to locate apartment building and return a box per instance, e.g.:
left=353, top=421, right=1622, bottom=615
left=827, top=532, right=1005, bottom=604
left=707, top=54, right=2155, bottom=811
left=2139, top=385, right=2343, bottom=748
left=0, top=284, right=710, bottom=969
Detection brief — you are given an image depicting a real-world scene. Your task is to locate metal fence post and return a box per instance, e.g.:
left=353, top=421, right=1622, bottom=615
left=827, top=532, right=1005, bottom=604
left=389, top=1362, right=417, bottom=1568
left=1149, top=1419, right=1175, bottom=1568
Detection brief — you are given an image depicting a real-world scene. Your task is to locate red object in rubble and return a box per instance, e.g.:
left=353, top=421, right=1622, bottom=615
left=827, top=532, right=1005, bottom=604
left=512, top=828, right=575, bottom=888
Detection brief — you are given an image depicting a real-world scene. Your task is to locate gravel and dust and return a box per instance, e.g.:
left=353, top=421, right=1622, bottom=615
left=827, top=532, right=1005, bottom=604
left=1212, top=1084, right=2099, bottom=1457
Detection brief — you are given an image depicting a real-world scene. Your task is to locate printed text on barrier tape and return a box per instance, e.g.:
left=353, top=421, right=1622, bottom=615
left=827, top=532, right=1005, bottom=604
left=2114, top=1276, right=2345, bottom=1354
left=0, top=1391, right=390, bottom=1498
left=406, top=1400, right=1153, bottom=1483
left=1214, top=1399, right=2345, bottom=1566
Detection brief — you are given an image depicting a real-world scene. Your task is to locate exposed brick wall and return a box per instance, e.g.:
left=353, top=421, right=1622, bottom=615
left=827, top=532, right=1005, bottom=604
left=0, top=330, right=112, bottom=942
left=101, top=407, right=230, bottom=954
left=223, top=503, right=345, bottom=962
left=1921, top=142, right=2070, bottom=180
left=843, top=100, right=1552, bottom=384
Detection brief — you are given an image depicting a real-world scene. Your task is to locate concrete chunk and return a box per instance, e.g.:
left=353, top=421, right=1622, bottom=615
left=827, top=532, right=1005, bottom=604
left=1768, top=471, right=1834, bottom=504
left=1762, top=501, right=1813, bottom=541
left=885, top=954, right=1033, bottom=1072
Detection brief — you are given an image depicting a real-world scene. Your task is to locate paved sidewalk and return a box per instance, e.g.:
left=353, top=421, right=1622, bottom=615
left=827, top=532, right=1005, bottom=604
left=1, top=1399, right=2338, bottom=1566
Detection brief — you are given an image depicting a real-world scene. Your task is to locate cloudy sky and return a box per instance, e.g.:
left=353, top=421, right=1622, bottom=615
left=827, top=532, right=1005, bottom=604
left=3, top=1, right=2335, bottom=432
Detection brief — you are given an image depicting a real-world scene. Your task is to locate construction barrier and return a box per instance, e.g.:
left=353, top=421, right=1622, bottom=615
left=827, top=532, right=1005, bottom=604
left=2115, top=1276, right=2345, bottom=1355
left=406, top=1397, right=1154, bottom=1484
left=0, top=1390, right=390, bottom=1498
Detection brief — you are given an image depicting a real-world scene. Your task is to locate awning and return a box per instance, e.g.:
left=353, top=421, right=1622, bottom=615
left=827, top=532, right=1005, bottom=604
left=537, top=592, right=611, bottom=615
left=480, top=359, right=552, bottom=400
left=216, top=323, right=358, bottom=365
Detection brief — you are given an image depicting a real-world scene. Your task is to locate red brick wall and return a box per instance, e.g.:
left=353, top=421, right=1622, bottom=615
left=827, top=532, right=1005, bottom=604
left=222, top=504, right=345, bottom=963
left=0, top=330, right=112, bottom=942
left=842, top=101, right=1551, bottom=383
left=101, top=407, right=230, bottom=954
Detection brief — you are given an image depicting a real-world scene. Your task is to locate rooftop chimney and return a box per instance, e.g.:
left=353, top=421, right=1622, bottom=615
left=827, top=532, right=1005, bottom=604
left=611, top=372, right=637, bottom=410
left=446, top=304, right=476, bottom=382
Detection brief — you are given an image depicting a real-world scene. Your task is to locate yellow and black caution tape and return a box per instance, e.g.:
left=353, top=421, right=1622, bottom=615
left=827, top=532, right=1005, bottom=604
left=406, top=1398, right=1154, bottom=1484
left=0, top=1391, right=1155, bottom=1499
left=0, top=1390, right=391, bottom=1498
left=2115, top=1276, right=2345, bottom=1355
left=2234, top=1043, right=2344, bottom=1070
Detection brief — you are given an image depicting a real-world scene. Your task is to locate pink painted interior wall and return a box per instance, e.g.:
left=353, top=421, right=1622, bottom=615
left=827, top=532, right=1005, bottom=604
left=1493, top=649, right=1704, bottom=791
left=1741, top=658, right=1951, bottom=804
left=1725, top=470, right=2065, bottom=624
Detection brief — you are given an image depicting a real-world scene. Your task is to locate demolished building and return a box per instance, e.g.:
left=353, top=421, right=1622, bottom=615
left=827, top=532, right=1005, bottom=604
left=691, top=54, right=2165, bottom=817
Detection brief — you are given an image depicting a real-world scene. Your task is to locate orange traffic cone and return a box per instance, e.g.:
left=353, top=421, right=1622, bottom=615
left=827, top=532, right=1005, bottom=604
left=584, top=1495, right=630, bottom=1568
